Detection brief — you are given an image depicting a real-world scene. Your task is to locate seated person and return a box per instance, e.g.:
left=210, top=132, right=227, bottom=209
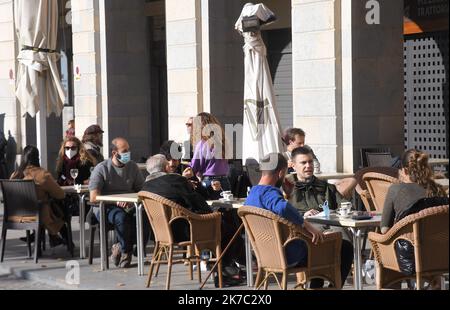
left=246, top=153, right=353, bottom=287
left=381, top=149, right=447, bottom=233
left=141, top=154, right=245, bottom=285
left=89, top=137, right=149, bottom=268
left=11, top=145, right=67, bottom=247
left=283, top=128, right=356, bottom=198
left=56, top=136, right=96, bottom=186
left=283, top=147, right=354, bottom=288
left=284, top=147, right=345, bottom=214
left=158, top=140, right=208, bottom=198
left=245, top=153, right=324, bottom=264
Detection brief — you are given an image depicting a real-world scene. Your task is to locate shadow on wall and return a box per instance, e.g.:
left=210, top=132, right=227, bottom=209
left=0, top=114, right=17, bottom=178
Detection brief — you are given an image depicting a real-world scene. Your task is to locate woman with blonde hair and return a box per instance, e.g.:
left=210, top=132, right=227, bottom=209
left=56, top=136, right=97, bottom=186
left=189, top=112, right=230, bottom=199
left=381, top=149, right=446, bottom=234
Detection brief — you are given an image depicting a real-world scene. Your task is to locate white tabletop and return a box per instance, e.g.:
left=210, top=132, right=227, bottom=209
left=95, top=193, right=140, bottom=203
left=435, top=178, right=449, bottom=189
left=207, top=198, right=246, bottom=209
left=305, top=213, right=381, bottom=228
left=429, top=158, right=449, bottom=166
left=61, top=185, right=90, bottom=194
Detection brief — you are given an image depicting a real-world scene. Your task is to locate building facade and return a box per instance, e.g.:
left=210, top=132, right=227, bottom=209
left=0, top=0, right=448, bottom=174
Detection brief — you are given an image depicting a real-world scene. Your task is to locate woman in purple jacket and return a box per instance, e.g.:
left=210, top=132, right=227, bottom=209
left=190, top=112, right=230, bottom=199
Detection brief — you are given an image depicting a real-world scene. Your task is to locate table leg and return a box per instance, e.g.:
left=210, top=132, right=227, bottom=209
left=79, top=194, right=86, bottom=259
left=244, top=230, right=253, bottom=287
left=99, top=201, right=108, bottom=271
left=135, top=202, right=144, bottom=276
left=350, top=227, right=363, bottom=290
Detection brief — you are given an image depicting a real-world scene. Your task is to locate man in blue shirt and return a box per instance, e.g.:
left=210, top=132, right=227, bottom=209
left=245, top=153, right=324, bottom=268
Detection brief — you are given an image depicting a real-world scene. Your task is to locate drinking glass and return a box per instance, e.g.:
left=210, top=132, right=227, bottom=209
left=70, top=168, right=79, bottom=184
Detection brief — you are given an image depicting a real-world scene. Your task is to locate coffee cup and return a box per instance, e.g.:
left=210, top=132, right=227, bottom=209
left=220, top=191, right=233, bottom=201
left=338, top=202, right=352, bottom=217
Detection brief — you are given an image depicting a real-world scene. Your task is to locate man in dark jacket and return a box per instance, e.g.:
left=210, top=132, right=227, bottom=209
left=283, top=146, right=353, bottom=288
left=141, top=154, right=245, bottom=285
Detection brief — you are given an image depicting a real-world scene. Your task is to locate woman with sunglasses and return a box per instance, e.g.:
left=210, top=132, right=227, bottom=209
left=56, top=136, right=97, bottom=186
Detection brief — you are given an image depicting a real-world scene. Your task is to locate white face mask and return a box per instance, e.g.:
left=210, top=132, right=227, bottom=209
left=65, top=149, right=78, bottom=159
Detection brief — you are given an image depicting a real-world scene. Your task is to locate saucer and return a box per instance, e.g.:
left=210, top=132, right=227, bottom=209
left=219, top=198, right=235, bottom=203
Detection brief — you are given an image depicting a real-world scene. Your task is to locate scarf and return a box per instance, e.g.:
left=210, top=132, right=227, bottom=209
left=62, top=154, right=80, bottom=185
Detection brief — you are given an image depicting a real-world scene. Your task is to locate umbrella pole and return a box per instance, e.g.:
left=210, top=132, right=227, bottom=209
left=199, top=223, right=245, bottom=289
left=36, top=81, right=48, bottom=169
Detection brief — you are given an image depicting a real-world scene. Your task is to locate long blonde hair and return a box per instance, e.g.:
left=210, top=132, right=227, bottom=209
left=192, top=112, right=228, bottom=159
left=401, top=149, right=446, bottom=197
left=56, top=136, right=97, bottom=175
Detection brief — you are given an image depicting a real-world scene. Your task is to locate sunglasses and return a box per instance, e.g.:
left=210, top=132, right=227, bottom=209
left=185, top=123, right=193, bottom=127
left=64, top=146, right=78, bottom=151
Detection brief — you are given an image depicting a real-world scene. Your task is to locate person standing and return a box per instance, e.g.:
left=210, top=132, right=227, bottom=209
left=65, top=120, right=75, bottom=138
left=82, top=124, right=105, bottom=164
left=190, top=112, right=230, bottom=199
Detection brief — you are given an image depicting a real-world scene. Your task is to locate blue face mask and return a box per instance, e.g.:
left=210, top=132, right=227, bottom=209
left=117, top=151, right=131, bottom=164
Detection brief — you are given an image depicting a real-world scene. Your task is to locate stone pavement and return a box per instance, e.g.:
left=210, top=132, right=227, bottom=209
left=0, top=213, right=376, bottom=290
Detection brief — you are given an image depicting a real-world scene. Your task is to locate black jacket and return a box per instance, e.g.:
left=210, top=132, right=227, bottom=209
left=141, top=173, right=212, bottom=214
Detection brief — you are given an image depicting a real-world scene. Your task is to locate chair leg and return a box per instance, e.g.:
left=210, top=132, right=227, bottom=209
left=66, top=222, right=74, bottom=257
left=88, top=225, right=96, bottom=265
left=197, top=251, right=202, bottom=284
left=155, top=246, right=165, bottom=277
left=187, top=246, right=193, bottom=281
left=166, top=245, right=174, bottom=290
left=216, top=247, right=223, bottom=289
left=263, top=271, right=269, bottom=290
left=0, top=226, right=7, bottom=262
left=282, top=271, right=288, bottom=290
left=34, top=227, right=41, bottom=263
left=26, top=230, right=32, bottom=258
left=255, top=268, right=263, bottom=288
left=41, top=227, right=46, bottom=251
left=146, top=242, right=160, bottom=288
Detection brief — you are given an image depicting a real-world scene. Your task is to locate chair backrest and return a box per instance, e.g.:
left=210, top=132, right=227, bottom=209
left=238, top=206, right=302, bottom=270
left=379, top=205, right=449, bottom=274
left=413, top=205, right=449, bottom=273
left=360, top=147, right=391, bottom=168
left=138, top=191, right=221, bottom=251
left=354, top=167, right=399, bottom=211
left=0, top=179, right=40, bottom=220
left=138, top=191, right=184, bottom=244
left=366, top=152, right=393, bottom=167
left=363, top=172, right=400, bottom=212
left=244, top=158, right=261, bottom=186
left=395, top=196, right=449, bottom=223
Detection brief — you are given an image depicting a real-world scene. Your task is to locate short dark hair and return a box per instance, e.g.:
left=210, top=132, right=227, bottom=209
left=282, top=128, right=305, bottom=145
left=259, top=153, right=288, bottom=175
left=291, top=146, right=313, bottom=160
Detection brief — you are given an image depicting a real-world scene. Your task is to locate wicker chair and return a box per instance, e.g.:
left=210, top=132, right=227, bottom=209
left=355, top=167, right=399, bottom=212
left=0, top=179, right=42, bottom=263
left=363, top=172, right=400, bottom=212
left=138, top=191, right=223, bottom=289
left=368, top=205, right=449, bottom=289
left=238, top=206, right=342, bottom=290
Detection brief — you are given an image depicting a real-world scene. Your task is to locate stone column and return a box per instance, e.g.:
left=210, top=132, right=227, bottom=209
left=166, top=0, right=204, bottom=141
left=292, top=0, right=343, bottom=173
left=71, top=0, right=102, bottom=139
left=0, top=0, right=21, bottom=172
left=350, top=0, right=404, bottom=169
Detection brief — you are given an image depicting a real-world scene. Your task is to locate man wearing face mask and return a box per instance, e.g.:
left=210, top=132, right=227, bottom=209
left=89, top=137, right=146, bottom=268
left=82, top=124, right=105, bottom=164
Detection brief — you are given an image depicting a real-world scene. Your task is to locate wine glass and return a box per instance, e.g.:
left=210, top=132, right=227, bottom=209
left=70, top=168, right=79, bottom=185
